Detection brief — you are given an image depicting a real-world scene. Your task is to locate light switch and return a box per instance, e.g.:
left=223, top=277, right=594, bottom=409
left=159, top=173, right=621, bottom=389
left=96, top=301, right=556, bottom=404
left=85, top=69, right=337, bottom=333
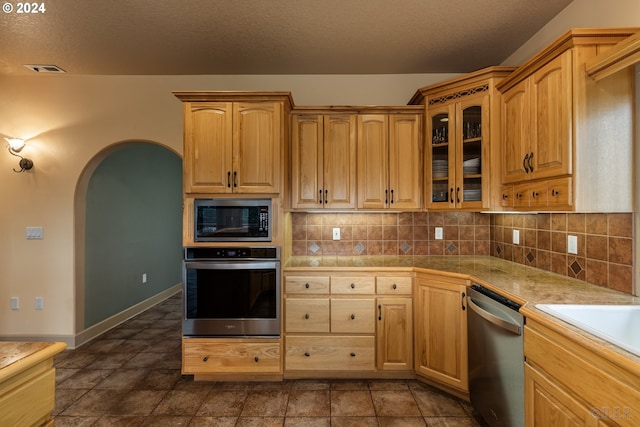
left=26, top=226, right=43, bottom=239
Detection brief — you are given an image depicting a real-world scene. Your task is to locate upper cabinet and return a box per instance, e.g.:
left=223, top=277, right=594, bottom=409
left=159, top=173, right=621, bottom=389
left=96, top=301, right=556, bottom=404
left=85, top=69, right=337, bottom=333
left=357, top=110, right=423, bottom=210
left=497, top=28, right=638, bottom=212
left=291, top=113, right=357, bottom=209
left=174, top=92, right=293, bottom=195
left=410, top=67, right=515, bottom=211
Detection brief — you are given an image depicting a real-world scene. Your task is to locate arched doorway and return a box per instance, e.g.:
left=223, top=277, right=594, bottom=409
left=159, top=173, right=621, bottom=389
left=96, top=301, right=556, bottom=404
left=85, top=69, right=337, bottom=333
left=74, top=141, right=182, bottom=345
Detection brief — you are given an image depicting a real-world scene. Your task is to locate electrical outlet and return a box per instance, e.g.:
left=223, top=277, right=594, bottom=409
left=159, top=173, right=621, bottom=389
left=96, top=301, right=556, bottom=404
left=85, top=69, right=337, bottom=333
left=10, top=297, right=19, bottom=310
left=26, top=226, right=43, bottom=239
left=435, top=227, right=443, bottom=240
left=35, top=297, right=44, bottom=310
left=512, top=229, right=520, bottom=245
left=142, top=273, right=147, bottom=283
left=332, top=228, right=340, bottom=240
left=568, top=235, right=578, bottom=254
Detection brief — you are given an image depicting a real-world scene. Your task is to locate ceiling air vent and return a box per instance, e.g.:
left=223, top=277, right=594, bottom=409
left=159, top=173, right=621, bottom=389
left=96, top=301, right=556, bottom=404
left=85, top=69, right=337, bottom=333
left=24, top=64, right=66, bottom=73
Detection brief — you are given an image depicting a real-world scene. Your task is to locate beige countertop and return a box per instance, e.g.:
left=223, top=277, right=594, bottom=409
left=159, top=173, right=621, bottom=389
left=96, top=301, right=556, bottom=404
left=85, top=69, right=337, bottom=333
left=284, top=255, right=640, bottom=364
left=0, top=341, right=66, bottom=380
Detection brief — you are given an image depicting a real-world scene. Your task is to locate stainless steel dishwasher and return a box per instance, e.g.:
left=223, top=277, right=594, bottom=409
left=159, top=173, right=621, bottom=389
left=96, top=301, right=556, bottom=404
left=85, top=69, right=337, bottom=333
left=467, top=283, right=524, bottom=427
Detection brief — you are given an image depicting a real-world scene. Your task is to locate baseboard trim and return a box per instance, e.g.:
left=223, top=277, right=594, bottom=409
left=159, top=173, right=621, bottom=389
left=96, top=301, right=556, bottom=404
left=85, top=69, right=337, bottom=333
left=72, top=283, right=182, bottom=349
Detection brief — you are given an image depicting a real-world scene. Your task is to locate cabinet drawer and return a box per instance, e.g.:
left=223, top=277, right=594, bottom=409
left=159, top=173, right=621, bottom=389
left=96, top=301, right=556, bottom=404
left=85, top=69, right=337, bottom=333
left=376, top=276, right=412, bottom=295
left=331, top=277, right=375, bottom=294
left=183, top=340, right=280, bottom=374
left=285, top=276, right=330, bottom=294
left=331, top=299, right=375, bottom=333
left=285, top=336, right=375, bottom=371
left=285, top=298, right=330, bottom=333
left=547, top=177, right=572, bottom=208
left=528, top=180, right=548, bottom=207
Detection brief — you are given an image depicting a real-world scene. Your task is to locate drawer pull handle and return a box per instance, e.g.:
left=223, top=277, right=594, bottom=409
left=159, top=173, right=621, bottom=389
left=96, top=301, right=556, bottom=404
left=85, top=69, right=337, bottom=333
left=350, top=352, right=356, bottom=357
left=350, top=314, right=355, bottom=320
left=551, top=189, right=559, bottom=197
left=318, top=190, right=322, bottom=204
left=203, top=356, right=209, bottom=362
left=304, top=352, right=310, bottom=357
left=378, top=304, right=382, bottom=320
left=392, top=283, right=397, bottom=290
left=305, top=283, right=310, bottom=289
left=532, top=191, right=539, bottom=198
left=254, top=356, right=259, bottom=363
left=304, top=313, right=309, bottom=319
left=503, top=193, right=508, bottom=200
left=350, top=283, right=355, bottom=289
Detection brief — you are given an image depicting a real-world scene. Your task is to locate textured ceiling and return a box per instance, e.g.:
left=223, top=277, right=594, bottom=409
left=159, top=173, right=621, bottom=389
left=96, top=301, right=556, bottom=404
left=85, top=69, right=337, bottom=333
left=0, top=0, right=573, bottom=75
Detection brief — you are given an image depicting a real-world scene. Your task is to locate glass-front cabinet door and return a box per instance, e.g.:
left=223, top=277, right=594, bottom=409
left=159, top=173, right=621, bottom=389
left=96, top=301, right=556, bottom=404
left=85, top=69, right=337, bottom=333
left=427, top=104, right=454, bottom=209
left=426, top=93, right=488, bottom=210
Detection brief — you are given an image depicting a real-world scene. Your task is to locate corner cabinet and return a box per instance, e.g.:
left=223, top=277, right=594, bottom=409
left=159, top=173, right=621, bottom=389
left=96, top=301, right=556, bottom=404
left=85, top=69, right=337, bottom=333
left=414, top=272, right=468, bottom=397
left=357, top=110, right=423, bottom=210
left=174, top=92, right=293, bottom=195
left=497, top=28, right=637, bottom=212
left=410, top=67, right=515, bottom=211
left=291, top=112, right=357, bottom=209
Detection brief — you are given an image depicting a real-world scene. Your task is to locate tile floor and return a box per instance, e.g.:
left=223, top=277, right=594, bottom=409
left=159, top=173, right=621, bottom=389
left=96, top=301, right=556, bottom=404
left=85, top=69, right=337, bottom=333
left=53, top=293, right=486, bottom=426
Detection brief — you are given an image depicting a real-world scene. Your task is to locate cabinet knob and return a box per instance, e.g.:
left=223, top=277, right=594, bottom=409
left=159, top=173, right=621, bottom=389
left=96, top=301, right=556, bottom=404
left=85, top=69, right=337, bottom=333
left=350, top=352, right=356, bottom=357
left=350, top=283, right=355, bottom=289
left=254, top=356, right=259, bottom=363
left=532, top=191, right=539, bottom=198
left=305, top=283, right=310, bottom=289
left=503, top=194, right=508, bottom=200
left=392, top=283, right=397, bottom=290
left=304, top=352, right=310, bottom=357
left=551, top=189, right=559, bottom=197
left=304, top=313, right=309, bottom=319
left=516, top=193, right=523, bottom=199
left=350, top=314, right=355, bottom=320
left=203, top=356, right=209, bottom=362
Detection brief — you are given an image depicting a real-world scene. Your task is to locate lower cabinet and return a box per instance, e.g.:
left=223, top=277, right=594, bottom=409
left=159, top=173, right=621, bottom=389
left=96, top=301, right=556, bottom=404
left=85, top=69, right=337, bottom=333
left=523, top=314, right=639, bottom=427
left=182, top=338, right=281, bottom=377
left=283, top=271, right=413, bottom=377
left=414, top=272, right=469, bottom=395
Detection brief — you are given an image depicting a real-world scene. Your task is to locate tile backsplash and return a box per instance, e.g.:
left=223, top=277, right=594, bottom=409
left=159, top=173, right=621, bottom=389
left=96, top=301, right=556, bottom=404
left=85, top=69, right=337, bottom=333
left=291, top=212, right=635, bottom=295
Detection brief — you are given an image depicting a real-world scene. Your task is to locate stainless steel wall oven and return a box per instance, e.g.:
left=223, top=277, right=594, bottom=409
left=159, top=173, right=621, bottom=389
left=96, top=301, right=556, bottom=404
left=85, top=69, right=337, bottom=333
left=183, top=246, right=280, bottom=337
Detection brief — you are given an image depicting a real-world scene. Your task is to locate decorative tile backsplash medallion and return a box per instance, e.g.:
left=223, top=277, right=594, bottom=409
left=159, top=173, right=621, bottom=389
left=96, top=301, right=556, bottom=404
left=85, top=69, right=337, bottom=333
left=291, top=212, right=634, bottom=295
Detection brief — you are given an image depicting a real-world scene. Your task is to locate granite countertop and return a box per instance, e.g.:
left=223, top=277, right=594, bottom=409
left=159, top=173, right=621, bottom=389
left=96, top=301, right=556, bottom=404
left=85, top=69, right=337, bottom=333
left=0, top=341, right=67, bottom=378
left=285, top=255, right=640, bottom=363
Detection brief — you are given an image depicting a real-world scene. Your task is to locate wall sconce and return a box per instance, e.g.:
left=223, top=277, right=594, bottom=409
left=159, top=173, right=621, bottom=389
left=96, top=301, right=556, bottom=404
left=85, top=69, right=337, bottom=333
left=5, top=138, right=34, bottom=173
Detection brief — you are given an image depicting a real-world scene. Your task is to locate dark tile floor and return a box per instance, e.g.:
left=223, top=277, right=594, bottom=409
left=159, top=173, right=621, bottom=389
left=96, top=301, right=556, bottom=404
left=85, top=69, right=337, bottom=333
left=53, top=293, right=485, bottom=426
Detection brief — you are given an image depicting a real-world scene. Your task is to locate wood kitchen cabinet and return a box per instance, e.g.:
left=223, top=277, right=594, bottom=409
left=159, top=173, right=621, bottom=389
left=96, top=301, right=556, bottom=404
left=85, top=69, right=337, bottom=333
left=174, top=92, right=293, bottom=195
left=357, top=110, right=423, bottom=210
left=376, top=276, right=413, bottom=371
left=291, top=113, right=357, bottom=209
left=283, top=271, right=413, bottom=377
left=414, top=272, right=468, bottom=396
left=522, top=312, right=639, bottom=427
left=410, top=67, right=514, bottom=211
left=496, top=28, right=637, bottom=212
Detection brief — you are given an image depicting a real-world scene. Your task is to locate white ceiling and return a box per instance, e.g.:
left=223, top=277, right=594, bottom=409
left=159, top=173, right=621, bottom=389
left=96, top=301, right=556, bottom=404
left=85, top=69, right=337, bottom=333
left=0, top=0, right=573, bottom=76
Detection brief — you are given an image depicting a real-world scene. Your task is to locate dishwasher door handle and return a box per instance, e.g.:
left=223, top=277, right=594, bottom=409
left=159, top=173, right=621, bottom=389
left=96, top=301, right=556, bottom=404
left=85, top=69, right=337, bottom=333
left=468, top=297, right=522, bottom=335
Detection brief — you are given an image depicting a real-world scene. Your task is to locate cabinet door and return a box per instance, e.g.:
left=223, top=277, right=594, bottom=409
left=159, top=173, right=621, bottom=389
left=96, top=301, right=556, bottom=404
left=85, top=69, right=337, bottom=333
left=501, top=79, right=531, bottom=184
left=525, top=363, right=603, bottom=427
left=389, top=114, right=422, bottom=210
left=377, top=297, right=413, bottom=371
left=291, top=114, right=324, bottom=208
left=426, top=104, right=455, bottom=209
left=357, top=114, right=389, bottom=209
left=183, top=102, right=233, bottom=193
left=457, top=95, right=489, bottom=209
left=233, top=102, right=281, bottom=193
left=415, top=275, right=468, bottom=392
left=530, top=51, right=572, bottom=180
left=324, top=115, right=357, bottom=208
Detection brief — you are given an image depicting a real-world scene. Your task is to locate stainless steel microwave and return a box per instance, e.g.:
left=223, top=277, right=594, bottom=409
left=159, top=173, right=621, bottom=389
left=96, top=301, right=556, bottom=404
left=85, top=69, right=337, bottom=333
left=194, top=198, right=271, bottom=242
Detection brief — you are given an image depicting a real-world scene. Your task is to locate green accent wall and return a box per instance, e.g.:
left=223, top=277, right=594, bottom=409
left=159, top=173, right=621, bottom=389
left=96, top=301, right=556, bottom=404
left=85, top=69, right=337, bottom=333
left=84, top=142, right=182, bottom=328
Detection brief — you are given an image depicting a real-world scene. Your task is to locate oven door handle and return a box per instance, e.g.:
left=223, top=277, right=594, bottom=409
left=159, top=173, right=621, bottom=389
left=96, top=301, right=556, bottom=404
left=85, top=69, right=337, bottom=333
left=184, top=261, right=280, bottom=270
left=468, top=297, right=521, bottom=335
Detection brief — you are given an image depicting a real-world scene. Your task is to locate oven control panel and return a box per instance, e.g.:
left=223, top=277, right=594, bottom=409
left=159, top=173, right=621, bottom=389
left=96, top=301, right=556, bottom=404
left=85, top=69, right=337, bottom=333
left=184, top=246, right=279, bottom=260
